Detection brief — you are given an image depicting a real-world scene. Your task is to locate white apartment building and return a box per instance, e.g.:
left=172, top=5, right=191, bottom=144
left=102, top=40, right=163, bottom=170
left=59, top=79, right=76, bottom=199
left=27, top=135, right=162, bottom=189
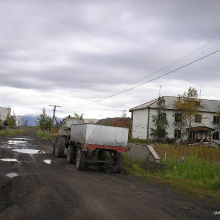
left=130, top=96, right=220, bottom=144
left=0, top=107, right=11, bottom=121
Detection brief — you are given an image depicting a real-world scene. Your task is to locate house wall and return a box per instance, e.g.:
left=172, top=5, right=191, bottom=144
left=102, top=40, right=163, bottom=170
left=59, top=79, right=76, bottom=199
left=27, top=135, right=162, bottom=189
left=132, top=108, right=219, bottom=142
left=132, top=109, right=149, bottom=139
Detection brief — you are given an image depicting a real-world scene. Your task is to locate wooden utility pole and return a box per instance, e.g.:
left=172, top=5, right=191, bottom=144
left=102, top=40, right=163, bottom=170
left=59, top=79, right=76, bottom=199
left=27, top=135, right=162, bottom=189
left=49, top=105, right=61, bottom=133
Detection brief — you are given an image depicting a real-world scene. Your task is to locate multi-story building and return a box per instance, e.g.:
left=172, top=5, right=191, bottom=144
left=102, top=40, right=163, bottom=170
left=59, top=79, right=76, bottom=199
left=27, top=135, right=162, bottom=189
left=129, top=96, right=220, bottom=144
left=0, top=107, right=11, bottom=122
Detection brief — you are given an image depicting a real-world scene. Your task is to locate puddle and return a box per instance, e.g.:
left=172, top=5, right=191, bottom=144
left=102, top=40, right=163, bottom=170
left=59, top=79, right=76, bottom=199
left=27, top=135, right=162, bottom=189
left=1, top=158, right=18, bottom=162
left=8, top=140, right=27, bottom=145
left=13, top=149, right=45, bottom=154
left=13, top=138, right=32, bottom=140
left=44, top=159, right=52, bottom=164
left=0, top=144, right=14, bottom=149
left=6, top=172, right=19, bottom=178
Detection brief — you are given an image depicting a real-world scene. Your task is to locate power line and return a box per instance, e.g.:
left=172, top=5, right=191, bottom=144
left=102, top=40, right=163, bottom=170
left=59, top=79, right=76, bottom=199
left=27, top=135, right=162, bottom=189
left=62, top=49, right=220, bottom=112
left=79, top=37, right=220, bottom=103
left=49, top=105, right=61, bottom=132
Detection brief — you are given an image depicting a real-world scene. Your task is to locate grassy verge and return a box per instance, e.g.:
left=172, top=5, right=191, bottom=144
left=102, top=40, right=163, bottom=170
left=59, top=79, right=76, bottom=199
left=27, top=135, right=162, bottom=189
left=0, top=129, right=27, bottom=136
left=123, top=147, right=220, bottom=203
left=37, top=131, right=57, bottom=139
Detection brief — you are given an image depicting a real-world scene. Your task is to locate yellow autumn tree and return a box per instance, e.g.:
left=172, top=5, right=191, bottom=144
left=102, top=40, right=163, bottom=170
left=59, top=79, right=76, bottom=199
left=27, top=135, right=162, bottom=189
left=174, top=87, right=201, bottom=142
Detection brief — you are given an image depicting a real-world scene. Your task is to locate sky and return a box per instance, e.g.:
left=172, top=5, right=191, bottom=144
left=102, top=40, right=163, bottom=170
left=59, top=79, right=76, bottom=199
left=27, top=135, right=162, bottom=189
left=1, top=0, right=220, bottom=119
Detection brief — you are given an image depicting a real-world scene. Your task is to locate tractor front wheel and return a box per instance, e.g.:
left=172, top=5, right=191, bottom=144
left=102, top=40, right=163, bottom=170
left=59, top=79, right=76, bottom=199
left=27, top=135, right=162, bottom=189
left=55, top=136, right=65, bottom=158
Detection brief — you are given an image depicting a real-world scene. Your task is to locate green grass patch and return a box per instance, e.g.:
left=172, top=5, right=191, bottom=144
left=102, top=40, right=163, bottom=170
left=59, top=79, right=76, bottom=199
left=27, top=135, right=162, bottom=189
left=0, top=129, right=27, bottom=136
left=129, top=138, right=150, bottom=145
left=37, top=131, right=57, bottom=139
left=123, top=154, right=220, bottom=203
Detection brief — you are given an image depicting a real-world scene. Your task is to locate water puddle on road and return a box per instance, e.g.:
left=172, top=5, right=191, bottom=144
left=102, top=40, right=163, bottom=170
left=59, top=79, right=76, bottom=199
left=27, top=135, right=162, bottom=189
left=0, top=158, right=18, bottom=162
left=44, top=159, right=52, bottom=164
left=13, top=149, right=45, bottom=154
left=6, top=172, right=19, bottom=178
left=8, top=140, right=27, bottom=145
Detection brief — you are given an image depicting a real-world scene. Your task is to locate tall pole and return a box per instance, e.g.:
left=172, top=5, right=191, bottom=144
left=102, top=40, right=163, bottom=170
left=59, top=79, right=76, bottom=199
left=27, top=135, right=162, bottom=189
left=49, top=105, right=61, bottom=133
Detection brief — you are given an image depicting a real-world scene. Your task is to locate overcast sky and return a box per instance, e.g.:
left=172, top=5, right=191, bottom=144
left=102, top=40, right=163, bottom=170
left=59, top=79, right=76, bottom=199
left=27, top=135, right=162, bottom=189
left=1, top=0, right=220, bottom=119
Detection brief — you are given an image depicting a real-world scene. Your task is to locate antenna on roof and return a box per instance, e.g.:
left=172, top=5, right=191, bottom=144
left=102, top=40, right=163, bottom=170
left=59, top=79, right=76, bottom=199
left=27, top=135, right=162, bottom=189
left=157, top=85, right=164, bottom=97
left=199, top=89, right=202, bottom=100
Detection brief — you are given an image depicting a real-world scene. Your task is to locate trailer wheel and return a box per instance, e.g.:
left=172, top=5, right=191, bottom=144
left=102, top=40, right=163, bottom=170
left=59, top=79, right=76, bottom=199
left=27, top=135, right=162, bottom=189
left=97, top=150, right=106, bottom=172
left=76, top=148, right=86, bottom=170
left=67, top=145, right=75, bottom=164
left=55, top=136, right=65, bottom=158
left=113, top=154, right=123, bottom=173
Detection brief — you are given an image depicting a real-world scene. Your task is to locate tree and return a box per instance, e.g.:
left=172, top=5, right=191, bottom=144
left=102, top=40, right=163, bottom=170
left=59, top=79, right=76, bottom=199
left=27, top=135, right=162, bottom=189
left=214, top=105, right=220, bottom=129
left=73, top=112, right=84, bottom=119
left=174, top=87, right=201, bottom=142
left=4, top=114, right=14, bottom=128
left=37, top=108, right=52, bottom=131
left=150, top=96, right=169, bottom=141
left=121, top=110, right=127, bottom=118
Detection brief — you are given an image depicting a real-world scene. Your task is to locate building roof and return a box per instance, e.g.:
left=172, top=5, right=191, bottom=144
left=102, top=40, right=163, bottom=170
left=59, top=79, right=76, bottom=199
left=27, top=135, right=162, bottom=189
left=96, top=117, right=131, bottom=127
left=129, top=96, right=220, bottom=113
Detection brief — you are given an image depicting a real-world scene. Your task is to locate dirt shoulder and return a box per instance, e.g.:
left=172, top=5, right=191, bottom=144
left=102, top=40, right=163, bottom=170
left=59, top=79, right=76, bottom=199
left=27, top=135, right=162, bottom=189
left=0, top=129, right=219, bottom=220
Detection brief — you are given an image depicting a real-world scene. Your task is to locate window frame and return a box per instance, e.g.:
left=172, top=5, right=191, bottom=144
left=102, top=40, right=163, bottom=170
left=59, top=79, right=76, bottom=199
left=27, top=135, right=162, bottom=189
left=195, top=114, right=202, bottom=123
left=175, top=113, right=182, bottom=122
left=213, top=116, right=219, bottom=125
left=213, top=132, right=219, bottom=140
left=174, top=129, right=181, bottom=139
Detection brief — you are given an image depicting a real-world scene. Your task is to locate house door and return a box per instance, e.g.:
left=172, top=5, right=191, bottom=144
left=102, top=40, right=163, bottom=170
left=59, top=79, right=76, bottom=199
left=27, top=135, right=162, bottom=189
left=189, top=131, right=196, bottom=143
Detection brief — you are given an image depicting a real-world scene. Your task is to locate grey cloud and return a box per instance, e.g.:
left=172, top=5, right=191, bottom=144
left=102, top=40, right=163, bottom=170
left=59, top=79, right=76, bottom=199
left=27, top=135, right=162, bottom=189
left=0, top=0, right=220, bottom=96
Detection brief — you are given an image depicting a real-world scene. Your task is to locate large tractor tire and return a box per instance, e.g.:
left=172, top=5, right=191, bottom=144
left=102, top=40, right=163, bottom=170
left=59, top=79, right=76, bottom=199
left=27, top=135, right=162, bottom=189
left=55, top=136, right=65, bottom=158
left=67, top=145, right=76, bottom=164
left=113, top=154, right=123, bottom=173
left=76, top=147, right=86, bottom=170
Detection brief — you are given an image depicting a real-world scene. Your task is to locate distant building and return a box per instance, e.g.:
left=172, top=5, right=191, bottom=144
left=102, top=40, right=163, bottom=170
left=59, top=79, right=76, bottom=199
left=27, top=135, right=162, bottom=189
left=12, top=115, right=22, bottom=127
left=96, top=117, right=131, bottom=128
left=83, top=118, right=99, bottom=124
left=0, top=107, right=11, bottom=122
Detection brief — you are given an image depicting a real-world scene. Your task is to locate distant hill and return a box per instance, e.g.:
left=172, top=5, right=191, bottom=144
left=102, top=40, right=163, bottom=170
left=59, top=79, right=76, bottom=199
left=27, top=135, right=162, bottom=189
left=21, top=114, right=62, bottom=127
left=21, top=114, right=100, bottom=127
left=21, top=114, right=39, bottom=126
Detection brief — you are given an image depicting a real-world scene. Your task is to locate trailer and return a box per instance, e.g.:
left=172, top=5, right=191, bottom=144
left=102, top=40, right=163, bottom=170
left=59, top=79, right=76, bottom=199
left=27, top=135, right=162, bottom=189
left=67, top=124, right=129, bottom=173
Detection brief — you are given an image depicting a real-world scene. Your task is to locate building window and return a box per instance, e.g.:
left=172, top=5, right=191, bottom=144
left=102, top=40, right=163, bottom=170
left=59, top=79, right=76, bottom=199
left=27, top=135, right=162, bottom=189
left=195, top=114, right=202, bottom=123
left=213, top=132, right=219, bottom=140
left=174, top=130, right=181, bottom=139
left=175, top=113, right=182, bottom=122
left=213, top=116, right=219, bottom=125
left=159, top=113, right=166, bottom=120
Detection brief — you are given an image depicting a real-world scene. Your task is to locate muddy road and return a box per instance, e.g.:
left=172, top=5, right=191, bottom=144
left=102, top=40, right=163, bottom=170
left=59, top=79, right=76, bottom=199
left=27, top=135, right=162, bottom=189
left=0, top=129, right=219, bottom=220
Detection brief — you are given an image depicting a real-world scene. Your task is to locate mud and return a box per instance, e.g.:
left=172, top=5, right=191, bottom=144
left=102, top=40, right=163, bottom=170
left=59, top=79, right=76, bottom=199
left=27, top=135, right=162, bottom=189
left=0, top=128, right=219, bottom=220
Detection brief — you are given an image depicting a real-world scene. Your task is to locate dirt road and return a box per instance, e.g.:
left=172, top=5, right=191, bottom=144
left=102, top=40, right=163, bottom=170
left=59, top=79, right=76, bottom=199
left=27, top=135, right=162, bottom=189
left=0, top=129, right=219, bottom=220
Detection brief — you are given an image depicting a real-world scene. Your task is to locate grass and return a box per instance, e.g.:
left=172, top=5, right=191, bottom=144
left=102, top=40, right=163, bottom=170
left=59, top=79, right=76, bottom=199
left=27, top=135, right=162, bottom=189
left=0, top=128, right=27, bottom=136
left=37, top=131, right=57, bottom=139
left=123, top=144, right=220, bottom=203
left=155, top=143, right=220, bottom=163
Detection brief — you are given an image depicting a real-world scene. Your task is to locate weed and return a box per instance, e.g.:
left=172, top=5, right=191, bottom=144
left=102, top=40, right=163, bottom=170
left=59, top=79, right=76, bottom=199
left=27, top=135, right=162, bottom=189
left=37, top=131, right=57, bottom=139
left=0, top=129, right=27, bottom=136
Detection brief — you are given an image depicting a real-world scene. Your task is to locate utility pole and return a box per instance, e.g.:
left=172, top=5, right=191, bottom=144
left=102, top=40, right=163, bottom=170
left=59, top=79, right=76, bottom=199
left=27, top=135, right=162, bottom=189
left=49, top=105, right=61, bottom=133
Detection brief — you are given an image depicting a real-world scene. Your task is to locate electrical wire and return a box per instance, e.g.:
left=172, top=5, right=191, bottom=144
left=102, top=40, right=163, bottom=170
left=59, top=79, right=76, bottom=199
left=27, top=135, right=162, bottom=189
left=62, top=48, right=220, bottom=112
